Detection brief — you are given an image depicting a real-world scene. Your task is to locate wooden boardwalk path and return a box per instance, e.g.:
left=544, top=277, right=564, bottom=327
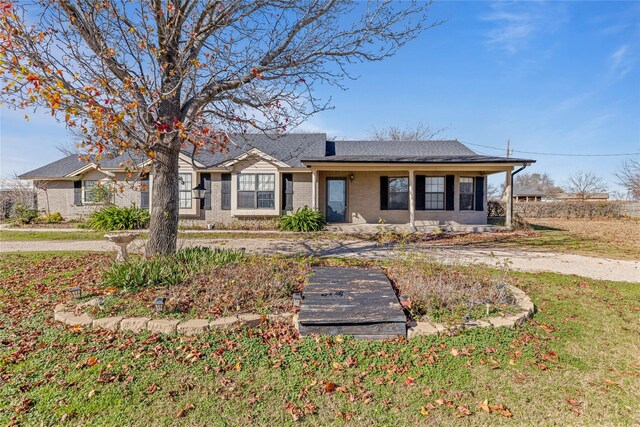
left=298, top=267, right=406, bottom=339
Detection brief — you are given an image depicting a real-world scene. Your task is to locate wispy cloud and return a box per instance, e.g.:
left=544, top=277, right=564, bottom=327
left=480, top=2, right=568, bottom=54
left=608, top=44, right=634, bottom=79
left=553, top=92, right=595, bottom=114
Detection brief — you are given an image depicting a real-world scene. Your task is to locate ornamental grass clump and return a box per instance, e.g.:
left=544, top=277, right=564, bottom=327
left=102, top=246, right=244, bottom=292
left=386, top=252, right=516, bottom=324
left=88, top=205, right=150, bottom=230
left=278, top=206, right=327, bottom=232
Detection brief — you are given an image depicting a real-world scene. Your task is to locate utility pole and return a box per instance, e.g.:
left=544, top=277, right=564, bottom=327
left=506, top=139, right=511, bottom=158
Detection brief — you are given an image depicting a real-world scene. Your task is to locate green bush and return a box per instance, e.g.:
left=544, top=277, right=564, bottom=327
left=39, top=212, right=64, bottom=224
left=12, top=203, right=40, bottom=224
left=102, top=247, right=244, bottom=291
left=278, top=206, right=326, bottom=232
left=87, top=205, right=150, bottom=230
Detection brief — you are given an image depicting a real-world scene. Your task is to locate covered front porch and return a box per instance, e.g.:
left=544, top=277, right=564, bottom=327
left=306, top=165, right=521, bottom=229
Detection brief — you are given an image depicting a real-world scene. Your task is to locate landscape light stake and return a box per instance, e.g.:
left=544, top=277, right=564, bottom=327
left=154, top=297, right=166, bottom=313
left=485, top=298, right=492, bottom=315
left=69, top=286, right=82, bottom=299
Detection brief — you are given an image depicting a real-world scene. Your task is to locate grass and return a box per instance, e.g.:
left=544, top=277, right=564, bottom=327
left=1, top=251, right=639, bottom=425
left=455, top=217, right=640, bottom=260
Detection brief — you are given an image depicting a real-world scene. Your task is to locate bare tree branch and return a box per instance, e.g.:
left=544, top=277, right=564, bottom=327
left=563, top=171, right=608, bottom=199
left=615, top=158, right=640, bottom=200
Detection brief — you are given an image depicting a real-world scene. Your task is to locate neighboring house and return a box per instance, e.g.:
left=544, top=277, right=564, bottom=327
left=552, top=192, right=609, bottom=202
left=18, top=134, right=535, bottom=227
left=512, top=185, right=546, bottom=202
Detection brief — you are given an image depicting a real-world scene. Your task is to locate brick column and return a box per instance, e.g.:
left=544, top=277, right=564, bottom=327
left=311, top=170, right=319, bottom=210
left=409, top=169, right=416, bottom=230
left=505, top=170, right=513, bottom=228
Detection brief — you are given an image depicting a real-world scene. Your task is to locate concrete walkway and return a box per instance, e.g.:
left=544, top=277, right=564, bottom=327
left=1, top=237, right=638, bottom=283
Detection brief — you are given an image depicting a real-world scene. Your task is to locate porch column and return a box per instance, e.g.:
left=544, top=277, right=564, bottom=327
left=311, top=170, right=319, bottom=210
left=505, top=170, right=513, bottom=228
left=409, top=169, right=416, bottom=230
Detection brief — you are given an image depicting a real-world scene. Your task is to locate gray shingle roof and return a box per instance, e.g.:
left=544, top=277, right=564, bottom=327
left=333, top=140, right=476, bottom=157
left=303, top=139, right=534, bottom=164
left=19, top=134, right=534, bottom=178
left=18, top=155, right=87, bottom=178
left=190, top=133, right=326, bottom=168
left=513, top=185, right=546, bottom=197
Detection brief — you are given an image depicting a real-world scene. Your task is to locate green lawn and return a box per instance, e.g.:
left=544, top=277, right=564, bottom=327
left=1, top=252, right=638, bottom=425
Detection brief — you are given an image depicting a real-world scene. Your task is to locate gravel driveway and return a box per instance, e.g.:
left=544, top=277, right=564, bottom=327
left=1, top=237, right=638, bottom=283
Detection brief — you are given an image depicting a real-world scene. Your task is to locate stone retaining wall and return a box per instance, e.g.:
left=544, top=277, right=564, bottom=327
left=53, top=303, right=293, bottom=336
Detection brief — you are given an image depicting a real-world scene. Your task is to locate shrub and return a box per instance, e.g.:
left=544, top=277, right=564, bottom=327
left=489, top=200, right=624, bottom=219
left=12, top=202, right=40, bottom=224
left=488, top=200, right=505, bottom=217
left=102, top=247, right=244, bottom=292
left=87, top=205, right=150, bottom=230
left=278, top=206, right=327, bottom=232
left=39, top=212, right=64, bottom=224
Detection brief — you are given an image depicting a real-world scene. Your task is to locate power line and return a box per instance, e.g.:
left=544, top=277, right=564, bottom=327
left=460, top=140, right=640, bottom=157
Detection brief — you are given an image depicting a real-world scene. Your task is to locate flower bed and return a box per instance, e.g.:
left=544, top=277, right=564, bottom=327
left=385, top=252, right=522, bottom=324
left=94, top=250, right=311, bottom=320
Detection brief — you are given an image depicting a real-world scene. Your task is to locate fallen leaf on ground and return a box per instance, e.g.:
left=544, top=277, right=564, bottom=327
left=566, top=397, right=582, bottom=406
left=325, top=381, right=336, bottom=393
left=177, top=403, right=195, bottom=418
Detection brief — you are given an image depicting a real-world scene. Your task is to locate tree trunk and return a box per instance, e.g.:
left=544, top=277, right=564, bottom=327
left=146, top=141, right=181, bottom=255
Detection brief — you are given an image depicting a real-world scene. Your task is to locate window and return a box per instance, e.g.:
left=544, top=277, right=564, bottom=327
left=140, top=177, right=149, bottom=209
left=179, top=173, right=192, bottom=209
left=459, top=177, right=474, bottom=211
left=388, top=177, right=409, bottom=210
left=425, top=177, right=445, bottom=210
left=83, top=180, right=112, bottom=204
left=237, top=173, right=275, bottom=209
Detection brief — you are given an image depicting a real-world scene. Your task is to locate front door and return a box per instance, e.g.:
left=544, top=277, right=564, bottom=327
left=326, top=178, right=347, bottom=222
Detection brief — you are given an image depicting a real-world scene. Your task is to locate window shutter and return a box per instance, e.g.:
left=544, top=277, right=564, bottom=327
left=140, top=178, right=149, bottom=209
left=445, top=175, right=455, bottom=211
left=200, top=173, right=211, bottom=210
left=415, top=175, right=425, bottom=210
left=221, top=173, right=231, bottom=210
left=282, top=173, right=293, bottom=211
left=73, top=181, right=82, bottom=206
left=380, top=176, right=388, bottom=210
left=475, top=176, right=485, bottom=211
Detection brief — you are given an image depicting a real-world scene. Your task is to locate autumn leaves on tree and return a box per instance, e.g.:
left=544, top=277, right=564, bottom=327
left=0, top=0, right=436, bottom=253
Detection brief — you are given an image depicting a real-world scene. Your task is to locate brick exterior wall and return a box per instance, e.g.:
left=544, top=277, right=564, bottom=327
left=34, top=165, right=488, bottom=226
left=319, top=170, right=487, bottom=225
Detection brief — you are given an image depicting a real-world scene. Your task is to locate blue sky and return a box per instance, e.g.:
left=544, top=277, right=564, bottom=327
left=1, top=0, right=639, bottom=193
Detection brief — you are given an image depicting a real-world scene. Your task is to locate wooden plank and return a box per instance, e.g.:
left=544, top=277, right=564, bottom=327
left=299, top=322, right=406, bottom=337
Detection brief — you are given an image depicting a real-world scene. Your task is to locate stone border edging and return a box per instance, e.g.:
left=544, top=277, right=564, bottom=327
left=53, top=303, right=294, bottom=336
left=406, top=285, right=534, bottom=339
left=53, top=284, right=533, bottom=339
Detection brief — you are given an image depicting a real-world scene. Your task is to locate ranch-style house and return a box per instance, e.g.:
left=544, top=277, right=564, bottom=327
left=19, top=133, right=535, bottom=229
